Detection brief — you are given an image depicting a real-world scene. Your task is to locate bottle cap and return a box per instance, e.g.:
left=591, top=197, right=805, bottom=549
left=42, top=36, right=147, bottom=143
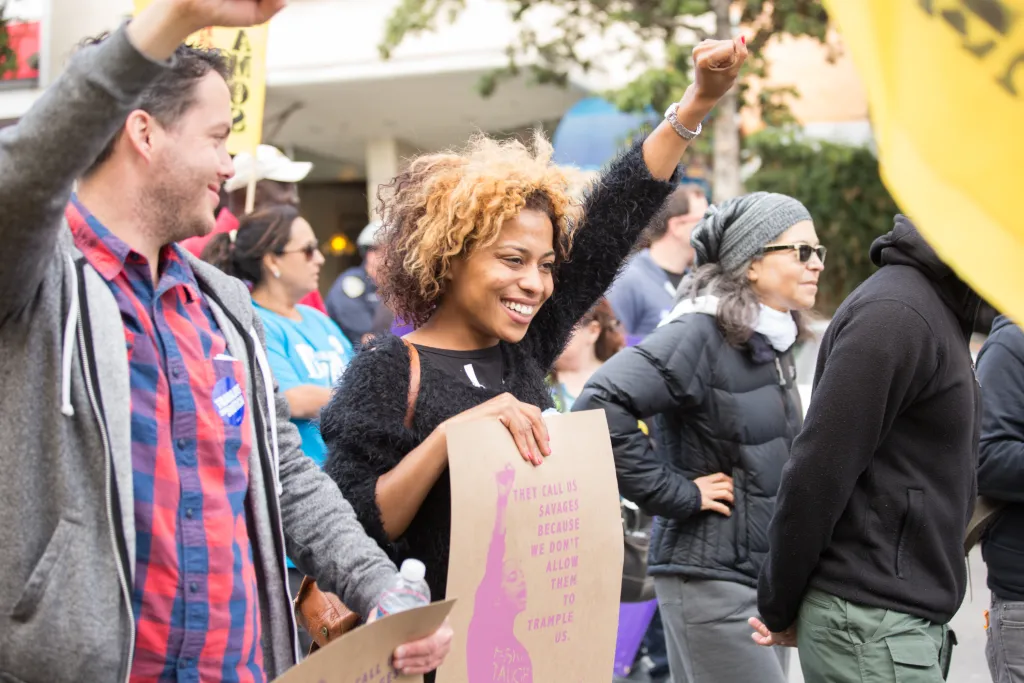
left=400, top=559, right=427, bottom=583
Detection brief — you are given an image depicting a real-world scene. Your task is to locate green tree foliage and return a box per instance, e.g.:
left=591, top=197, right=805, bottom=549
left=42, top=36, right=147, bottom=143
left=745, top=128, right=899, bottom=314
left=380, top=1, right=897, bottom=305
left=380, top=0, right=827, bottom=105
left=379, top=0, right=833, bottom=198
left=0, top=3, right=18, bottom=80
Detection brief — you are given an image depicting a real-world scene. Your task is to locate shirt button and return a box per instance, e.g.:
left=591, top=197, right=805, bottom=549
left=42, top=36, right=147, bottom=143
left=171, top=366, right=181, bottom=379
left=189, top=582, right=199, bottom=593
left=176, top=438, right=186, bottom=450
left=185, top=508, right=194, bottom=519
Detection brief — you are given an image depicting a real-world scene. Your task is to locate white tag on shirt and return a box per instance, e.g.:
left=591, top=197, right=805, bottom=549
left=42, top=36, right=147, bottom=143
left=463, top=363, right=484, bottom=388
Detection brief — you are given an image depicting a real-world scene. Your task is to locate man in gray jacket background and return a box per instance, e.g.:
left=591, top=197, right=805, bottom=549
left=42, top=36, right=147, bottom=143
left=606, top=183, right=707, bottom=344
left=0, top=1, right=450, bottom=681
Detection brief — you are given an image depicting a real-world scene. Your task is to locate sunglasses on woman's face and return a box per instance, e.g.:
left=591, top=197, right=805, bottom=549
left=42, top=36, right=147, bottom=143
left=280, top=242, right=321, bottom=261
left=760, top=243, right=826, bottom=265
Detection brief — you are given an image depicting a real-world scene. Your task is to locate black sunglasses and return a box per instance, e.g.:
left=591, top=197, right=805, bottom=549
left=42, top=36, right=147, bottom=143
left=279, top=242, right=320, bottom=261
left=760, top=243, right=826, bottom=265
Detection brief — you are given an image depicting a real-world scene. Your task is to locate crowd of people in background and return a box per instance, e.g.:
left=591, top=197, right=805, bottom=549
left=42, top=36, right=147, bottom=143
left=0, top=2, right=1019, bottom=683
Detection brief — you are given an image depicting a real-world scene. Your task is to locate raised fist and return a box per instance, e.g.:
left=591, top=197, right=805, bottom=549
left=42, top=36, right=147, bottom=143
left=496, top=463, right=516, bottom=496
left=692, top=36, right=748, bottom=102
left=167, top=0, right=287, bottom=31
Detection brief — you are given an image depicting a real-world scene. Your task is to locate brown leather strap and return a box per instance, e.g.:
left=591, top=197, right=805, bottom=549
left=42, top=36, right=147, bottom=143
left=293, top=575, right=359, bottom=652
left=401, top=338, right=421, bottom=430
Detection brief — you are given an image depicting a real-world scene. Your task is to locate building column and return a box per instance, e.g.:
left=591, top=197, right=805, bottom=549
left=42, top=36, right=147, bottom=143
left=42, top=0, right=132, bottom=87
left=364, top=137, right=415, bottom=219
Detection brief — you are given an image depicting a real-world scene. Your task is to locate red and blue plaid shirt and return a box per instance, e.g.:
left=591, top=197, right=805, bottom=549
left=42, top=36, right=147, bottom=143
left=68, top=197, right=265, bottom=683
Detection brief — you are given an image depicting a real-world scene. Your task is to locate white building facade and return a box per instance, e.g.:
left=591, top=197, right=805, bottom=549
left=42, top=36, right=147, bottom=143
left=1, top=0, right=872, bottom=284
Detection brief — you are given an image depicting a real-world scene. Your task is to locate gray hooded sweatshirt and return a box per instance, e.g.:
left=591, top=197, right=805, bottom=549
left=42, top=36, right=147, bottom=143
left=0, top=27, right=395, bottom=683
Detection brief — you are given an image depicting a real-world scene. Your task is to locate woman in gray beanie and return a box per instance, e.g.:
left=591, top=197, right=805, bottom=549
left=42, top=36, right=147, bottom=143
left=574, top=191, right=823, bottom=682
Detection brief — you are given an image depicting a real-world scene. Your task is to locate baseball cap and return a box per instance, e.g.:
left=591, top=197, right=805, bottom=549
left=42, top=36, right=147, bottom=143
left=224, top=145, right=313, bottom=193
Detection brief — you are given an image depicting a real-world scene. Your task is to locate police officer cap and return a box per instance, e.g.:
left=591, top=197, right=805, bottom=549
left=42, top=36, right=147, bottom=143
left=357, top=220, right=384, bottom=253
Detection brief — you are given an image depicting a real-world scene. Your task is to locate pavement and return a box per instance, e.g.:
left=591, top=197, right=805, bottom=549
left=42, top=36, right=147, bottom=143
left=618, top=548, right=994, bottom=683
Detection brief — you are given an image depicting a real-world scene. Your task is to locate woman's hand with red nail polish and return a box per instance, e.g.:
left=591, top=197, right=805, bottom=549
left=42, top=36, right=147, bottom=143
left=447, top=393, right=549, bottom=465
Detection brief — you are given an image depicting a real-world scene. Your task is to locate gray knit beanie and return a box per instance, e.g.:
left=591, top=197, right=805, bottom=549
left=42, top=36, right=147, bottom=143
left=690, top=192, right=813, bottom=272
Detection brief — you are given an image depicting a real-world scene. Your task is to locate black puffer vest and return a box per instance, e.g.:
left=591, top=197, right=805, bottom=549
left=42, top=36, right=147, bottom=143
left=580, top=312, right=804, bottom=587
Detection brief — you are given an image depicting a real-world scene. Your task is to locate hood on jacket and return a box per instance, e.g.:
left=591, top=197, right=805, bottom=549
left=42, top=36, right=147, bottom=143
left=870, top=214, right=981, bottom=338
left=989, top=314, right=1016, bottom=337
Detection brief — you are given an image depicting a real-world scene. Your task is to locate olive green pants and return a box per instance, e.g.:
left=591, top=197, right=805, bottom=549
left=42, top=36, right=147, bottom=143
left=796, top=588, right=949, bottom=682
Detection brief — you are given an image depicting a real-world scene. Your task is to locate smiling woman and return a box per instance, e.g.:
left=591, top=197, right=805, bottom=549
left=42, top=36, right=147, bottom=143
left=319, top=39, right=749, bottom=677
left=377, top=134, right=575, bottom=335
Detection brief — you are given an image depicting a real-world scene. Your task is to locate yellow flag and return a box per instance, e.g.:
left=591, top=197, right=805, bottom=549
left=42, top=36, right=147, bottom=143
left=132, top=1, right=268, bottom=156
left=822, top=0, right=1024, bottom=323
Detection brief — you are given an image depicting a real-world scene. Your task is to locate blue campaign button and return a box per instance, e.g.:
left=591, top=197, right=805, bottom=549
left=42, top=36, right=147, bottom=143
left=212, top=376, right=245, bottom=427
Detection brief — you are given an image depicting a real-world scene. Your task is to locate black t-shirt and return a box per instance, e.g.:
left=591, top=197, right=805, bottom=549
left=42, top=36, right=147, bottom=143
left=662, top=268, right=684, bottom=292
left=413, top=344, right=505, bottom=389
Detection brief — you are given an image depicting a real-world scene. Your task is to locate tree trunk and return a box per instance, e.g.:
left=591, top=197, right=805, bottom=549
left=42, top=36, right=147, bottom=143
left=710, top=0, right=742, bottom=203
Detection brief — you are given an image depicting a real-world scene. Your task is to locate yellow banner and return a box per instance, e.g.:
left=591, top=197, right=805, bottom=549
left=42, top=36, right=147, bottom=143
left=132, top=1, right=268, bottom=156
left=823, top=0, right=1024, bottom=323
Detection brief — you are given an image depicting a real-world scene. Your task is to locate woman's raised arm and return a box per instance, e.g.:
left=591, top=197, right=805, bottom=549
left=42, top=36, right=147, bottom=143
left=524, top=37, right=748, bottom=369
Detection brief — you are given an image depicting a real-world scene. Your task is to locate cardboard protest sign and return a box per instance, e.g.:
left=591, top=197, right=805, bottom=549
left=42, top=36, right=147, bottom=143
left=273, top=599, right=456, bottom=683
left=132, top=0, right=269, bottom=156
left=440, top=410, right=624, bottom=683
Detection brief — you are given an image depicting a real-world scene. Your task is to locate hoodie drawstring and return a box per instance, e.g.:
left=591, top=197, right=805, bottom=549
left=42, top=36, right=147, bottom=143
left=61, top=254, right=79, bottom=417
left=249, top=326, right=282, bottom=497
left=59, top=261, right=280, bottom=497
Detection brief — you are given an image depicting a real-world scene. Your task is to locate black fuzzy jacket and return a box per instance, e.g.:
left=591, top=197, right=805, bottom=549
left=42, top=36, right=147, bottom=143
left=321, top=142, right=676, bottom=602
left=976, top=315, right=1024, bottom=602
left=574, top=313, right=803, bottom=587
left=757, top=216, right=981, bottom=632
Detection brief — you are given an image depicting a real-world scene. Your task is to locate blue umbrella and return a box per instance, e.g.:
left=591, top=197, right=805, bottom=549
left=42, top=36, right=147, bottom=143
left=552, top=97, right=709, bottom=200
left=552, top=97, right=659, bottom=171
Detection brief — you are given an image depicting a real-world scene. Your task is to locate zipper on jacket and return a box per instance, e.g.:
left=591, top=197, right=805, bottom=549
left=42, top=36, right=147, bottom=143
left=74, top=258, right=136, bottom=682
left=244, top=327, right=302, bottom=664
left=775, top=353, right=798, bottom=439
left=773, top=356, right=786, bottom=387
left=201, top=285, right=301, bottom=666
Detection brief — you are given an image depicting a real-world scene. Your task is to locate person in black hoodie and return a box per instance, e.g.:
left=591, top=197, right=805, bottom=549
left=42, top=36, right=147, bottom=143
left=975, top=315, right=1024, bottom=683
left=752, top=215, right=981, bottom=682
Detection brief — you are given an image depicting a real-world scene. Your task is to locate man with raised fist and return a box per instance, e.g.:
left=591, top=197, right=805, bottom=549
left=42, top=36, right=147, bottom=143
left=0, top=2, right=450, bottom=681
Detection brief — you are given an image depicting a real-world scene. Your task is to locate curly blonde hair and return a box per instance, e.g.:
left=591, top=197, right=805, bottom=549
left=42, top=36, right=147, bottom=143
left=376, top=132, right=587, bottom=327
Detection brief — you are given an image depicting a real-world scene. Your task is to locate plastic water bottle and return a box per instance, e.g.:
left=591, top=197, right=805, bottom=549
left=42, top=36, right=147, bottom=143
left=375, top=559, right=431, bottom=619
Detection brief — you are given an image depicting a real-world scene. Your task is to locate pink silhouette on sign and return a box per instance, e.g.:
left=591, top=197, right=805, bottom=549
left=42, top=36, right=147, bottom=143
left=466, top=463, right=533, bottom=682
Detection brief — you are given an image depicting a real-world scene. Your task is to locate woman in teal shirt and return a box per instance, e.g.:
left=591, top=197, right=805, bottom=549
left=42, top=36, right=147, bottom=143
left=203, top=204, right=354, bottom=652
left=254, top=301, right=353, bottom=466
left=205, top=203, right=355, bottom=463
